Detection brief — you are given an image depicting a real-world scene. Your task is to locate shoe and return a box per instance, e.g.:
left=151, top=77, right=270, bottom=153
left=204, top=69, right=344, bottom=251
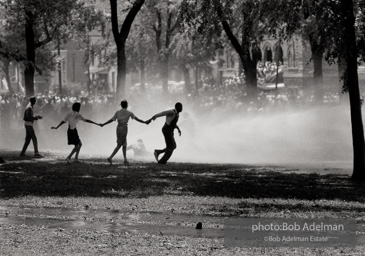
left=34, top=154, right=44, bottom=158
left=66, top=158, right=71, bottom=164
left=74, top=159, right=80, bottom=163
left=19, top=153, right=26, bottom=157
left=107, top=158, right=112, bottom=165
left=124, top=161, right=129, bottom=166
left=154, top=150, right=159, bottom=162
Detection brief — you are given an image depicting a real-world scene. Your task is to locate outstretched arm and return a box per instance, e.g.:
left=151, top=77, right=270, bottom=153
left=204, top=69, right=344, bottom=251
left=147, top=110, right=172, bottom=123
left=85, top=119, right=102, bottom=126
left=134, top=116, right=146, bottom=124
left=101, top=119, right=114, bottom=127
left=51, top=121, right=66, bottom=129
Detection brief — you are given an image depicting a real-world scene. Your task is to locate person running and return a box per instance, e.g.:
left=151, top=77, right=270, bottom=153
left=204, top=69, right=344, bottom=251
left=20, top=96, right=43, bottom=158
left=51, top=102, right=100, bottom=164
left=101, top=100, right=147, bottom=165
left=146, top=102, right=183, bottom=164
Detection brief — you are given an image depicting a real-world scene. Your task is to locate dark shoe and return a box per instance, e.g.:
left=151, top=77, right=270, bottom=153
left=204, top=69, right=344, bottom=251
left=34, top=154, right=44, bottom=158
left=66, top=158, right=71, bottom=164
left=154, top=150, right=159, bottom=162
left=19, top=153, right=26, bottom=157
left=107, top=158, right=112, bottom=165
left=124, top=160, right=129, bottom=166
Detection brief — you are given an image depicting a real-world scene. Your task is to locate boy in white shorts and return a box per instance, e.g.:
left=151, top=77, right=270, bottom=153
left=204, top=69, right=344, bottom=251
left=101, top=100, right=147, bottom=165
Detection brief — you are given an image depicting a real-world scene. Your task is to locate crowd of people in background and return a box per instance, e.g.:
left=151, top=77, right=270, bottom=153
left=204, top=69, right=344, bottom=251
left=0, top=76, right=343, bottom=134
left=190, top=76, right=341, bottom=116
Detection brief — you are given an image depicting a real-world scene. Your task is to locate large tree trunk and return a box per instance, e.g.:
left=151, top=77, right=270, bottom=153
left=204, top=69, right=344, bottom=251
left=24, top=10, right=36, bottom=96
left=240, top=31, right=257, bottom=98
left=312, top=50, right=323, bottom=85
left=110, top=0, right=145, bottom=100
left=161, top=56, right=169, bottom=94
left=116, top=44, right=127, bottom=99
left=240, top=42, right=257, bottom=98
left=340, top=0, right=365, bottom=181
left=311, top=46, right=324, bottom=102
left=214, top=0, right=258, bottom=99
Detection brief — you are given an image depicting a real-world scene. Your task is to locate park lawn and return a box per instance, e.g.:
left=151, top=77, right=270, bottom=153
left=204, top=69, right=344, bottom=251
left=0, top=152, right=364, bottom=255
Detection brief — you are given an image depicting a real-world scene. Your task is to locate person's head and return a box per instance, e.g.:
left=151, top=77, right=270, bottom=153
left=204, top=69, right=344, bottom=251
left=72, top=102, right=81, bottom=112
left=29, top=96, right=36, bottom=106
left=121, top=100, right=128, bottom=109
left=175, top=102, right=183, bottom=113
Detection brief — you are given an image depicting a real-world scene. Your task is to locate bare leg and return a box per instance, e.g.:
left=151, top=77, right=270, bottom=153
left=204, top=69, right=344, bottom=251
left=108, top=143, right=122, bottom=165
left=75, top=142, right=82, bottom=160
left=122, top=145, right=128, bottom=164
left=67, top=145, right=78, bottom=160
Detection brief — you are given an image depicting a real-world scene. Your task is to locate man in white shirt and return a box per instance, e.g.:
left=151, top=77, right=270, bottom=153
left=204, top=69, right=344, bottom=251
left=51, top=102, right=100, bottom=164
left=101, top=100, right=147, bottom=165
left=147, top=102, right=183, bottom=164
left=20, top=96, right=43, bottom=158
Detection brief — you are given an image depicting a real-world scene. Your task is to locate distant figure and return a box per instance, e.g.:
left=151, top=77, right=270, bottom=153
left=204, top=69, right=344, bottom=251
left=20, top=96, right=43, bottom=158
left=101, top=100, right=147, bottom=165
left=147, top=102, right=183, bottom=164
left=51, top=102, right=101, bottom=164
left=127, top=139, right=149, bottom=158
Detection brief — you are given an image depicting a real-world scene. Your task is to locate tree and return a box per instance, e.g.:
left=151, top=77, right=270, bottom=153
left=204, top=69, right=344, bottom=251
left=71, top=5, right=107, bottom=96
left=340, top=0, right=365, bottom=181
left=171, top=30, right=218, bottom=95
left=126, top=9, right=158, bottom=93
left=0, top=11, right=27, bottom=93
left=3, top=0, right=82, bottom=96
left=189, top=0, right=302, bottom=99
left=144, top=0, right=182, bottom=94
left=110, top=0, right=145, bottom=99
left=301, top=0, right=343, bottom=101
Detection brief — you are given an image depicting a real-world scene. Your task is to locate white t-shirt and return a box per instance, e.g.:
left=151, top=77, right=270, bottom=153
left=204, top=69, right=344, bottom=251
left=111, top=109, right=135, bottom=126
left=63, top=111, right=86, bottom=129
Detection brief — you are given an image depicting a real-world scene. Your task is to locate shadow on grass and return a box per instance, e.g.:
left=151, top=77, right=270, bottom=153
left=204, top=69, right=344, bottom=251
left=0, top=157, right=364, bottom=202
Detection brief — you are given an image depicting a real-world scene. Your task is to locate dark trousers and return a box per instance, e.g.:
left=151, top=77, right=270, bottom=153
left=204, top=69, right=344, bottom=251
left=156, top=124, right=176, bottom=164
left=21, top=125, right=39, bottom=155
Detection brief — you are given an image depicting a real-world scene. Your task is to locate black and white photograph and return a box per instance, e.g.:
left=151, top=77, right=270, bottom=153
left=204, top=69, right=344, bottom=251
left=1, top=0, right=365, bottom=255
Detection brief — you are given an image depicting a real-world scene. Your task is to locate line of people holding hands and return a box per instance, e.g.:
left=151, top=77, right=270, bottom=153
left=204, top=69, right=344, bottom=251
left=21, top=96, right=183, bottom=165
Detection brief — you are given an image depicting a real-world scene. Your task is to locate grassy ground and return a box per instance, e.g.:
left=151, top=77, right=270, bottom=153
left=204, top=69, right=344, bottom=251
left=0, top=151, right=364, bottom=255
